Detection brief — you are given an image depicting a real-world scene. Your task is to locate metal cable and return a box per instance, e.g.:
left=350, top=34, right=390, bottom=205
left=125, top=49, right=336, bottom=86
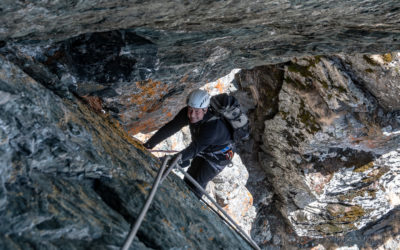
left=174, top=164, right=261, bottom=250
left=122, top=155, right=260, bottom=250
left=159, top=154, right=182, bottom=183
left=121, top=156, right=170, bottom=250
left=149, top=149, right=180, bottom=153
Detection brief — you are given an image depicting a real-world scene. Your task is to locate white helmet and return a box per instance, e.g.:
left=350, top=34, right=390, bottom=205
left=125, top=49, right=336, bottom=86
left=187, top=89, right=210, bottom=108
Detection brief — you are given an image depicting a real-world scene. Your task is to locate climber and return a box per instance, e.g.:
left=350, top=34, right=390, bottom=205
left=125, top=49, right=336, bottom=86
left=143, top=89, right=233, bottom=198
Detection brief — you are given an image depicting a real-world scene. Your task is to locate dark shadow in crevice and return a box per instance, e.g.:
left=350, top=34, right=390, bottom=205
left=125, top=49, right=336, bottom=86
left=0, top=30, right=158, bottom=100
left=93, top=178, right=134, bottom=223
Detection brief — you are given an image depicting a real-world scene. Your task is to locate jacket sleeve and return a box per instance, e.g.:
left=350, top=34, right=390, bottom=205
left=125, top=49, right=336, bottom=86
left=180, top=120, right=222, bottom=162
left=143, top=108, right=188, bottom=149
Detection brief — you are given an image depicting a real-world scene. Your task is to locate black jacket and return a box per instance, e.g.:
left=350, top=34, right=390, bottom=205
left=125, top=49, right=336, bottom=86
left=144, top=107, right=232, bottom=163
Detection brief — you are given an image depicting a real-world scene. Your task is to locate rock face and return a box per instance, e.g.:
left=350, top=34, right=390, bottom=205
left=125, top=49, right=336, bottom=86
left=2, top=1, right=400, bottom=133
left=237, top=53, right=400, bottom=248
left=0, top=56, right=252, bottom=249
left=135, top=53, right=400, bottom=248
left=2, top=1, right=400, bottom=249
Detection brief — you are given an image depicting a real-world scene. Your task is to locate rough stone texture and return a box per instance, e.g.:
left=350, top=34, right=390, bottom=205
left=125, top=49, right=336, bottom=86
left=135, top=77, right=258, bottom=236
left=210, top=155, right=257, bottom=235
left=2, top=1, right=400, bottom=134
left=254, top=53, right=400, bottom=247
left=1, top=1, right=400, bottom=249
left=0, top=56, right=252, bottom=249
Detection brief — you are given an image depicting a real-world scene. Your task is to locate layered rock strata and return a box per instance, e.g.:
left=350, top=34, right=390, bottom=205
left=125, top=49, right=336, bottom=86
left=1, top=1, right=400, bottom=249
left=236, top=53, right=400, bottom=248
left=0, top=56, right=252, bottom=249
left=2, top=1, right=400, bottom=134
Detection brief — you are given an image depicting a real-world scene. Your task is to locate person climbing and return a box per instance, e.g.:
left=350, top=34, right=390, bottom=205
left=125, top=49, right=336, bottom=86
left=143, top=89, right=233, bottom=198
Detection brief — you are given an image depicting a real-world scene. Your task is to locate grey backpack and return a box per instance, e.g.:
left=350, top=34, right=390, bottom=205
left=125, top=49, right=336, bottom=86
left=210, top=93, right=250, bottom=143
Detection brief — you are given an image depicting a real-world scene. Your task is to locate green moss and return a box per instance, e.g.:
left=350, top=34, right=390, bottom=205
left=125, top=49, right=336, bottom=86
left=332, top=85, right=347, bottom=93
left=362, top=166, right=390, bottom=183
left=287, top=63, right=313, bottom=78
left=327, top=204, right=365, bottom=223
left=343, top=151, right=374, bottom=169
left=363, top=55, right=379, bottom=66
left=353, top=161, right=374, bottom=172
left=316, top=223, right=343, bottom=234
left=316, top=222, right=356, bottom=235
left=284, top=76, right=310, bottom=91
left=305, top=56, right=322, bottom=68
left=298, top=100, right=321, bottom=134
left=338, top=190, right=365, bottom=202
left=382, top=53, right=392, bottom=63
left=338, top=205, right=365, bottom=223
left=285, top=58, right=324, bottom=90
left=338, top=188, right=377, bottom=202
left=320, top=80, right=329, bottom=89
left=365, top=68, right=374, bottom=73
left=280, top=110, right=290, bottom=120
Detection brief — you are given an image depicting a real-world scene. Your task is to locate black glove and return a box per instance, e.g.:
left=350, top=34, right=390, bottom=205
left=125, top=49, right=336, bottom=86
left=158, top=154, right=182, bottom=167
left=160, top=154, right=182, bottom=181
left=169, top=153, right=182, bottom=167
left=143, top=141, right=153, bottom=149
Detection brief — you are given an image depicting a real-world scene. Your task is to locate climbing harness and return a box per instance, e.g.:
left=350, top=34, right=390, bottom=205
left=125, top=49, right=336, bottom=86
left=200, top=145, right=235, bottom=167
left=121, top=156, right=261, bottom=250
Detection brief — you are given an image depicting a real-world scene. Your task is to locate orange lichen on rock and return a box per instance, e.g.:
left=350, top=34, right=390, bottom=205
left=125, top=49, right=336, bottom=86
left=215, top=79, right=224, bottom=93
left=222, top=205, right=240, bottom=224
left=128, top=117, right=158, bottom=135
left=241, top=191, right=254, bottom=217
left=180, top=74, right=189, bottom=83
left=81, top=95, right=103, bottom=113
left=129, top=79, right=168, bottom=112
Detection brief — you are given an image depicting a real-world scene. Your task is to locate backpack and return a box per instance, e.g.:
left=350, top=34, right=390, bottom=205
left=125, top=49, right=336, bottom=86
left=209, top=93, right=250, bottom=144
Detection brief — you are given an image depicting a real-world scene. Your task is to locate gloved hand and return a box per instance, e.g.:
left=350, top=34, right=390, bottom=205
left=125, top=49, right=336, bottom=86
left=168, top=153, right=182, bottom=167
left=143, top=141, right=153, bottom=149
left=160, top=154, right=182, bottom=181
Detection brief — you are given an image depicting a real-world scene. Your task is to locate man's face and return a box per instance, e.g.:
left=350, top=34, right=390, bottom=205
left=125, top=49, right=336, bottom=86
left=187, top=106, right=207, bottom=123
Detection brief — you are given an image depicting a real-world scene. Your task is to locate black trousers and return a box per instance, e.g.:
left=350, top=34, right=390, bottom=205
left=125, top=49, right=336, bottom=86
left=183, top=156, right=223, bottom=198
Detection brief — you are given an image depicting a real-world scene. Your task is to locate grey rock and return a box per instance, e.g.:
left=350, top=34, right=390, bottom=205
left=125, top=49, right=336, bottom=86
left=1, top=1, right=400, bottom=134
left=1, top=1, right=400, bottom=249
left=258, top=54, right=400, bottom=240
left=0, top=56, right=252, bottom=249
